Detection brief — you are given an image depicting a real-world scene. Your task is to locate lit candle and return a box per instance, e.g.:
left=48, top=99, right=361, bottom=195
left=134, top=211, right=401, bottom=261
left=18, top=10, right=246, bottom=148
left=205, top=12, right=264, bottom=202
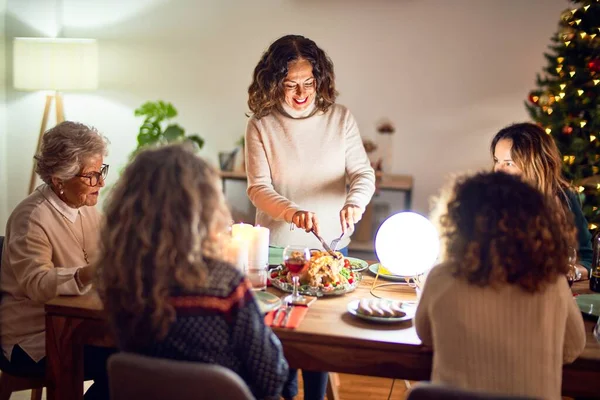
left=232, top=222, right=254, bottom=241
left=226, top=237, right=249, bottom=271
left=248, top=225, right=269, bottom=267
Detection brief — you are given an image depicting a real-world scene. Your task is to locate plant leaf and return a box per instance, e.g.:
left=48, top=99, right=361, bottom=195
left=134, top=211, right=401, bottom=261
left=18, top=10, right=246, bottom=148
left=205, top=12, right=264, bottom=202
left=137, top=121, right=161, bottom=146
left=137, top=132, right=157, bottom=147
left=187, top=134, right=205, bottom=150
left=134, top=101, right=158, bottom=118
left=164, top=124, right=185, bottom=142
left=135, top=100, right=177, bottom=121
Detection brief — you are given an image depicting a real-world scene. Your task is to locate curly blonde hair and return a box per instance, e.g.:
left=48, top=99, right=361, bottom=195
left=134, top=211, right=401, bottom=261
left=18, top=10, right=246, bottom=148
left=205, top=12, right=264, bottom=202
left=98, top=143, right=232, bottom=351
left=248, top=34, right=338, bottom=119
left=431, top=171, right=577, bottom=293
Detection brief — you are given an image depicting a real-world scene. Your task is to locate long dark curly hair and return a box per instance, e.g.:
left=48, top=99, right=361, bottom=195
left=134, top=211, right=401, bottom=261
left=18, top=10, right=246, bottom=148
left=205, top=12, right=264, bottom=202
left=431, top=171, right=576, bottom=293
left=98, top=143, right=232, bottom=351
left=248, top=34, right=338, bottom=118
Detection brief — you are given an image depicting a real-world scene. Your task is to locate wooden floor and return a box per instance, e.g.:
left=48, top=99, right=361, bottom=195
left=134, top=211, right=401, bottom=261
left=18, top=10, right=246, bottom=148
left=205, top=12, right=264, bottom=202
left=297, top=373, right=411, bottom=400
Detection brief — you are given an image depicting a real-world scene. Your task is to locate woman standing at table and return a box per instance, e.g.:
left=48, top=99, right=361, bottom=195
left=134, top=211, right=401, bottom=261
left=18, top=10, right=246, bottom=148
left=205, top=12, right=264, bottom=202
left=99, top=144, right=288, bottom=400
left=416, top=171, right=586, bottom=399
left=245, top=34, right=376, bottom=252
left=245, top=34, right=376, bottom=400
left=0, top=121, right=112, bottom=399
left=491, top=122, right=593, bottom=279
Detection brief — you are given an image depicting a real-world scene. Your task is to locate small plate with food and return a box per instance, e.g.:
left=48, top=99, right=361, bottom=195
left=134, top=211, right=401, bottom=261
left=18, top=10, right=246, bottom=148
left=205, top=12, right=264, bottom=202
left=368, top=263, right=414, bottom=282
left=269, top=251, right=361, bottom=297
left=347, top=298, right=415, bottom=323
left=345, top=257, right=369, bottom=272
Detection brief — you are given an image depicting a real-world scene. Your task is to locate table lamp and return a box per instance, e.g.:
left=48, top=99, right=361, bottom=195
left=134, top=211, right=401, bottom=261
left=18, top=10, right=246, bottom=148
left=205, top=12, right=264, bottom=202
left=13, top=37, right=98, bottom=194
left=372, top=212, right=440, bottom=297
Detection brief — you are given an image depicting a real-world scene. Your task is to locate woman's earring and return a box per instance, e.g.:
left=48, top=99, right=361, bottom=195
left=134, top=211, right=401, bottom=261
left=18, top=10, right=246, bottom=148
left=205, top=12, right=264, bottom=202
left=59, top=187, right=64, bottom=195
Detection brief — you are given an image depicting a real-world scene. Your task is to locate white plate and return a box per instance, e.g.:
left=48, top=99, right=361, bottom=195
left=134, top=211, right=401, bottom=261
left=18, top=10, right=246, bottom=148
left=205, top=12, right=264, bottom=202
left=347, top=299, right=415, bottom=324
left=368, top=263, right=411, bottom=282
left=346, top=257, right=369, bottom=272
left=254, top=291, right=281, bottom=314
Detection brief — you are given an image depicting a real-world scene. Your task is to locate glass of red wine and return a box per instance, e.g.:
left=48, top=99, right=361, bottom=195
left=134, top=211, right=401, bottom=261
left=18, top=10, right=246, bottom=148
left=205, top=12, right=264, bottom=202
left=282, top=245, right=310, bottom=304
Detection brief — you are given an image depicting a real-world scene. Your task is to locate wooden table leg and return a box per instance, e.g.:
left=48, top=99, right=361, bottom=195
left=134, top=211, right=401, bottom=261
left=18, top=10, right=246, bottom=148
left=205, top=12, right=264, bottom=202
left=326, top=372, right=340, bottom=400
left=45, top=314, right=85, bottom=400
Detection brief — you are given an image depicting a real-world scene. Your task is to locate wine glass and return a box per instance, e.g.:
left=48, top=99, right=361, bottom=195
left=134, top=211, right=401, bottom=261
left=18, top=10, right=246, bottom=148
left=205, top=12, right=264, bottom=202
left=566, top=247, right=578, bottom=288
left=282, top=246, right=310, bottom=304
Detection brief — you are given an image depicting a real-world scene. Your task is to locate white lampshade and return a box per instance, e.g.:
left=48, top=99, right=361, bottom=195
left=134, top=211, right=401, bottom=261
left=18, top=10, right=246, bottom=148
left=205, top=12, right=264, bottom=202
left=13, top=37, right=98, bottom=91
left=375, top=212, right=440, bottom=277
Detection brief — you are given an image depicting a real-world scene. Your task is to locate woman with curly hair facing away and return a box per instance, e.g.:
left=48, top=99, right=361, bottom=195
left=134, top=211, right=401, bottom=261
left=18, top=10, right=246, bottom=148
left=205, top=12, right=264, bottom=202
left=492, top=122, right=593, bottom=280
left=415, top=172, right=586, bottom=400
left=246, top=34, right=375, bottom=400
left=98, top=144, right=288, bottom=400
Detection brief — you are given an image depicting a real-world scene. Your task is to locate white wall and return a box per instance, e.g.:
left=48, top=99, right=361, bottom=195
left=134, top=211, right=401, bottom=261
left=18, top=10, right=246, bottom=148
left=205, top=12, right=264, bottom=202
left=0, top=0, right=7, bottom=235
left=3, top=0, right=570, bottom=225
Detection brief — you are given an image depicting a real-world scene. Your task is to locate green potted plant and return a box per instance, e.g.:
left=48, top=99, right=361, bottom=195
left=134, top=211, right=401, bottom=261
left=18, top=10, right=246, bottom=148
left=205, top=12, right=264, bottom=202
left=133, top=100, right=204, bottom=155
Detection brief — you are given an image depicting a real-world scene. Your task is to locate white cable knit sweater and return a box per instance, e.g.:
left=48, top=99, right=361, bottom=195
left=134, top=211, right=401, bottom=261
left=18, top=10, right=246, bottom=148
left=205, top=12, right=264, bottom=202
left=245, top=101, right=375, bottom=249
left=415, top=263, right=587, bottom=400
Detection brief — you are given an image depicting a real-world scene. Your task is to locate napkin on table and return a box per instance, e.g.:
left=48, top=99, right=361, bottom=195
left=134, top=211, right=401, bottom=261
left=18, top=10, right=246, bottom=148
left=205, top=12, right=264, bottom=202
left=265, top=306, right=309, bottom=329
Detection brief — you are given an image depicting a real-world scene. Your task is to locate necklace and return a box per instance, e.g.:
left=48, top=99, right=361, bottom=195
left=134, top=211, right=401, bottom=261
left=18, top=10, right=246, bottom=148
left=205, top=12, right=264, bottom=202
left=63, top=211, right=90, bottom=265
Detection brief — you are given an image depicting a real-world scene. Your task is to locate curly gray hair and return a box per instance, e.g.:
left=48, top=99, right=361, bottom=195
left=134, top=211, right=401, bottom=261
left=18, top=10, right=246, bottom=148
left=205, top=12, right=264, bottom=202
left=35, top=121, right=109, bottom=185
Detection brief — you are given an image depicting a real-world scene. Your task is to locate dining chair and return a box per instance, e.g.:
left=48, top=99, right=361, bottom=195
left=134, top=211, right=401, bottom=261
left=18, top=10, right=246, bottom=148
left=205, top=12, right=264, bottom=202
left=108, top=352, right=255, bottom=400
left=0, top=235, right=45, bottom=400
left=407, top=383, right=540, bottom=400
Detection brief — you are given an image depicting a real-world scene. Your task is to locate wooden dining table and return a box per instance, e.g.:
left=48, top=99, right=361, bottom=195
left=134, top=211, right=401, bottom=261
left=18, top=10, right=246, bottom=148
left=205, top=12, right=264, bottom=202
left=44, top=274, right=600, bottom=400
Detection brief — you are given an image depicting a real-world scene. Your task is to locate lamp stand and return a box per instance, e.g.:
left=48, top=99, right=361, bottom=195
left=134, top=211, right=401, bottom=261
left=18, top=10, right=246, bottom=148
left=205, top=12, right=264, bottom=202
left=369, top=268, right=425, bottom=299
left=28, top=91, right=65, bottom=194
left=369, top=270, right=410, bottom=299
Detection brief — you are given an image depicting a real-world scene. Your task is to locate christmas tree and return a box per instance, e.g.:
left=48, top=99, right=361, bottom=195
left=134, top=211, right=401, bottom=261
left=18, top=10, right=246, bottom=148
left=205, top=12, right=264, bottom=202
left=526, top=0, right=600, bottom=233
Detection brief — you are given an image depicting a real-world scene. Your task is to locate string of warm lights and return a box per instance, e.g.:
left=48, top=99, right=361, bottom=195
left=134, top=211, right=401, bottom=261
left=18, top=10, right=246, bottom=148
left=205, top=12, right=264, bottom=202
left=525, top=1, right=600, bottom=231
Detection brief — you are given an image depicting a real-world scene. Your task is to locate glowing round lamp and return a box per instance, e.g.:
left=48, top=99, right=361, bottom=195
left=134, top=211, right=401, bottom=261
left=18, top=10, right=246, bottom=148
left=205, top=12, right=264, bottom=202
left=375, top=212, right=440, bottom=277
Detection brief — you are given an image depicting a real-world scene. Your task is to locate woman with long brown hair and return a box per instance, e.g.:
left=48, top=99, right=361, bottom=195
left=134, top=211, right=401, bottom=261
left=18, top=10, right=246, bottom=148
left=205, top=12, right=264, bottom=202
left=246, top=34, right=375, bottom=249
left=98, top=143, right=288, bottom=399
left=491, top=122, right=593, bottom=279
left=416, top=171, right=586, bottom=399
left=246, top=34, right=376, bottom=400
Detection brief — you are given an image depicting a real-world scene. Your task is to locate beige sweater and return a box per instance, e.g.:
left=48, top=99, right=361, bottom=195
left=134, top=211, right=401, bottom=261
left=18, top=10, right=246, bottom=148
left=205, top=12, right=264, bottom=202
left=414, top=263, right=586, bottom=400
left=0, top=185, right=99, bottom=362
left=245, top=102, right=375, bottom=249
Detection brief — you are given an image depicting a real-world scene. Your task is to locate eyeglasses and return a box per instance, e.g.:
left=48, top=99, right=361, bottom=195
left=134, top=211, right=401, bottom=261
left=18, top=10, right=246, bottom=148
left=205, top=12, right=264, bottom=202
left=76, top=164, right=109, bottom=187
left=283, top=79, right=315, bottom=92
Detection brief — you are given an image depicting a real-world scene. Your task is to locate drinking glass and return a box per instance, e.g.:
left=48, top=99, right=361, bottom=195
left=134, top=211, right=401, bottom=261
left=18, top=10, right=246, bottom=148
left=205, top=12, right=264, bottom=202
left=566, top=247, right=578, bottom=288
left=247, top=262, right=268, bottom=291
left=282, top=246, right=310, bottom=304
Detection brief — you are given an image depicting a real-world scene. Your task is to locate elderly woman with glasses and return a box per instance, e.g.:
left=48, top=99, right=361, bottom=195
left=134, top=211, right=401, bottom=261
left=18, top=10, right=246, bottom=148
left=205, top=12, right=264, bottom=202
left=0, top=121, right=112, bottom=399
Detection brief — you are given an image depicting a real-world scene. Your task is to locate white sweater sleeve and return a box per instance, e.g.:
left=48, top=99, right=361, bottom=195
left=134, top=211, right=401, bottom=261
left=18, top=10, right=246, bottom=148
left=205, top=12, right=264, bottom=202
left=343, top=112, right=375, bottom=209
left=414, top=278, right=434, bottom=347
left=562, top=281, right=586, bottom=363
left=245, top=119, right=300, bottom=222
